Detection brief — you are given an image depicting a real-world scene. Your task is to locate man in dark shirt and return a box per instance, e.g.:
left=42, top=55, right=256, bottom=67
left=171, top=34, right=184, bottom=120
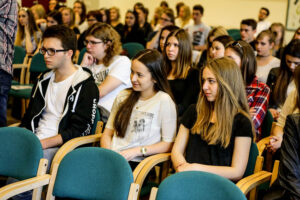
left=240, top=19, right=257, bottom=50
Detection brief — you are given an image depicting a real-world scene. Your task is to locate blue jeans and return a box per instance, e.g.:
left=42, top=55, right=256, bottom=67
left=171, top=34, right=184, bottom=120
left=0, top=69, right=12, bottom=127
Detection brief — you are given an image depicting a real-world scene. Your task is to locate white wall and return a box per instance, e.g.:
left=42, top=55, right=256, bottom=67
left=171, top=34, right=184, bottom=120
left=67, top=0, right=294, bottom=42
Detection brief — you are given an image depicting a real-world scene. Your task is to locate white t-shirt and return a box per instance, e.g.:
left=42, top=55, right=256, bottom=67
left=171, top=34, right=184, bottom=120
left=256, top=57, right=280, bottom=83
left=106, top=90, right=177, bottom=161
left=87, top=55, right=132, bottom=112
left=186, top=23, right=211, bottom=46
left=175, top=18, right=194, bottom=29
left=35, top=72, right=76, bottom=140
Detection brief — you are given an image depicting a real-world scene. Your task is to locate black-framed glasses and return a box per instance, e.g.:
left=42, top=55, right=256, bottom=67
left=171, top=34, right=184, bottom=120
left=84, top=40, right=103, bottom=46
left=39, top=48, right=68, bottom=56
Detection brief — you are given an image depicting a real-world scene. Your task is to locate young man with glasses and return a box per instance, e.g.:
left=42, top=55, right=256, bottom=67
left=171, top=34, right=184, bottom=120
left=186, top=4, right=211, bottom=51
left=20, top=25, right=99, bottom=164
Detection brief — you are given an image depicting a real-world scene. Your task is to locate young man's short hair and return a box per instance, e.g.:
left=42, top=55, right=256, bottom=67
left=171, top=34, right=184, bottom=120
left=241, top=19, right=257, bottom=30
left=42, top=25, right=77, bottom=58
left=261, top=7, right=270, bottom=16
left=193, top=4, right=204, bottom=15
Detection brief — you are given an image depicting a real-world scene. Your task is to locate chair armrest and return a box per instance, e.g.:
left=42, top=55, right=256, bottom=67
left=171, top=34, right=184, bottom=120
left=257, top=136, right=270, bottom=156
left=50, top=134, right=101, bottom=173
left=236, top=171, right=272, bottom=194
left=8, top=123, right=21, bottom=127
left=0, top=174, right=51, bottom=200
left=134, top=153, right=171, bottom=187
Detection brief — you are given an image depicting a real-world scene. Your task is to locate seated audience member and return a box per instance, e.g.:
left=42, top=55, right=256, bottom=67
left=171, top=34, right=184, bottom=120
left=175, top=2, right=185, bottom=18
left=151, top=7, right=164, bottom=30
left=48, top=0, right=60, bottom=13
left=31, top=4, right=47, bottom=32
left=160, top=1, right=169, bottom=9
left=136, top=6, right=153, bottom=40
left=171, top=57, right=253, bottom=181
left=164, top=29, right=200, bottom=117
left=267, top=66, right=300, bottom=153
left=210, top=35, right=234, bottom=59
left=146, top=8, right=175, bottom=49
left=293, top=26, right=300, bottom=40
left=175, top=4, right=193, bottom=29
left=263, top=113, right=300, bottom=200
left=255, top=7, right=271, bottom=37
left=133, top=2, right=144, bottom=13
left=197, top=26, right=228, bottom=69
left=15, top=7, right=42, bottom=54
left=101, top=49, right=177, bottom=165
left=109, top=7, right=124, bottom=37
left=225, top=41, right=270, bottom=140
left=20, top=25, right=99, bottom=165
left=158, top=25, right=179, bottom=52
left=240, top=19, right=257, bottom=50
left=61, top=7, right=80, bottom=35
left=270, top=23, right=285, bottom=58
left=255, top=30, right=280, bottom=83
left=77, top=10, right=102, bottom=51
left=99, top=8, right=110, bottom=24
left=73, top=0, right=88, bottom=33
left=186, top=4, right=211, bottom=51
left=80, top=23, right=131, bottom=122
left=267, top=39, right=300, bottom=120
left=46, top=10, right=63, bottom=27
left=122, top=10, right=146, bottom=46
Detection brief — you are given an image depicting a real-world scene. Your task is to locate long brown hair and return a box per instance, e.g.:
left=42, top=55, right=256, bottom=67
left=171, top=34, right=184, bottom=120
left=273, top=39, right=300, bottom=106
left=191, top=57, right=252, bottom=148
left=294, top=65, right=300, bottom=110
left=164, top=29, right=192, bottom=79
left=113, top=49, right=174, bottom=138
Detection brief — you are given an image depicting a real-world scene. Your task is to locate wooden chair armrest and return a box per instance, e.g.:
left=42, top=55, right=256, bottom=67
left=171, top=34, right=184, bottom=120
left=50, top=134, right=101, bottom=173
left=0, top=174, right=51, bottom=200
left=236, top=171, right=272, bottom=194
left=257, top=136, right=270, bottom=156
left=8, top=123, right=21, bottom=127
left=134, top=153, right=171, bottom=187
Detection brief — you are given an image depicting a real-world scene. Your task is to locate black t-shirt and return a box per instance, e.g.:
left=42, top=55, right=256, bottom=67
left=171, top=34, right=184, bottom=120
left=181, top=104, right=253, bottom=166
left=168, top=68, right=200, bottom=116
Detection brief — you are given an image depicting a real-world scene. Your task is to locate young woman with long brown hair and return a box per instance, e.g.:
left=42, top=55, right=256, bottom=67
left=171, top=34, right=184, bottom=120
left=101, top=49, right=177, bottom=163
left=172, top=57, right=254, bottom=181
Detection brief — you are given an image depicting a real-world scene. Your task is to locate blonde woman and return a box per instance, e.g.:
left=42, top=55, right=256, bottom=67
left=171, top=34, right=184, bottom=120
left=175, top=5, right=193, bottom=29
left=172, top=57, right=254, bottom=181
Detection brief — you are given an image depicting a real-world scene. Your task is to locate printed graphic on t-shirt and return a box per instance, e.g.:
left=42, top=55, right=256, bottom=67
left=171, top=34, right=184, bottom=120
left=193, top=30, right=203, bottom=45
left=93, top=68, right=109, bottom=85
left=130, top=110, right=154, bottom=141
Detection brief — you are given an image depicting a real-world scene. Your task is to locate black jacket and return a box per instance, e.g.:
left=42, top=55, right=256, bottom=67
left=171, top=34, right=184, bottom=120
left=279, top=113, right=300, bottom=199
left=20, top=66, right=99, bottom=143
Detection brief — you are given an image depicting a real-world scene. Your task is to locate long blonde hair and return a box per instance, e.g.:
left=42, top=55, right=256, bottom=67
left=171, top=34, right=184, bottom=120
left=192, top=57, right=253, bottom=148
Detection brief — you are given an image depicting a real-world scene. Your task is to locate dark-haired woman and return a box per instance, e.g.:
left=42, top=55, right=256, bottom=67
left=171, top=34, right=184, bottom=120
left=101, top=49, right=177, bottom=163
left=122, top=10, right=146, bottom=46
left=266, top=39, right=300, bottom=120
left=225, top=41, right=270, bottom=140
left=164, top=29, right=200, bottom=117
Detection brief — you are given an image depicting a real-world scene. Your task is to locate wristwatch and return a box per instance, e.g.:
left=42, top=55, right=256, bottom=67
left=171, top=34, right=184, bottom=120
left=140, top=147, right=147, bottom=157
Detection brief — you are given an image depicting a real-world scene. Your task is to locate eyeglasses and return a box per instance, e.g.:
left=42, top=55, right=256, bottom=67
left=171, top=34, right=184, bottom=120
left=160, top=17, right=171, bottom=22
left=39, top=48, right=69, bottom=56
left=84, top=40, right=104, bottom=46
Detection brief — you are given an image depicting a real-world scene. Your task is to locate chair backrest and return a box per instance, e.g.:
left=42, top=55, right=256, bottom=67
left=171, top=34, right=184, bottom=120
left=13, top=46, right=27, bottom=64
left=227, top=29, right=241, bottom=41
left=29, top=53, right=48, bottom=73
left=77, top=47, right=87, bottom=65
left=243, top=142, right=259, bottom=177
left=155, top=171, right=246, bottom=200
left=90, top=108, right=100, bottom=135
left=122, top=42, right=145, bottom=59
left=261, top=109, right=274, bottom=138
left=52, top=147, right=133, bottom=200
left=0, top=127, right=43, bottom=180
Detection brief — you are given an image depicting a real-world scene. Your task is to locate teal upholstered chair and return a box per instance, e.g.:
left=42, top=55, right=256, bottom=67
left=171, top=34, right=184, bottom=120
left=12, top=46, right=28, bottom=85
left=46, top=147, right=139, bottom=200
left=227, top=29, right=241, bottom=41
left=122, top=42, right=145, bottom=59
left=77, top=47, right=87, bottom=65
left=149, top=171, right=246, bottom=200
left=0, top=127, right=49, bottom=200
left=261, top=109, right=274, bottom=139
